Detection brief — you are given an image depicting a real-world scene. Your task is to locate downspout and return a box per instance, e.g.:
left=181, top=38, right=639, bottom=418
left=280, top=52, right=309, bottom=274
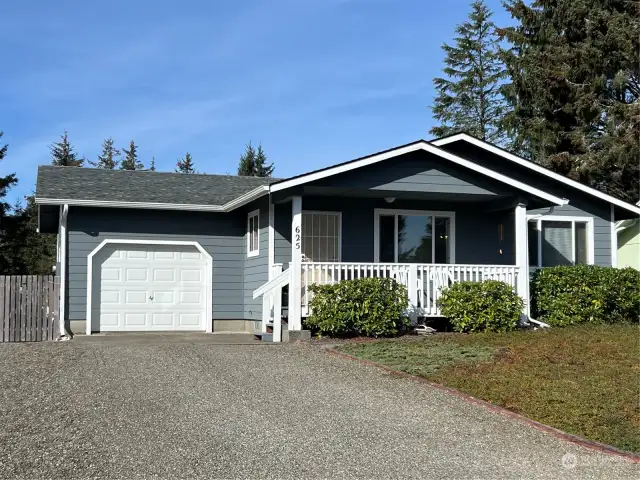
left=57, top=204, right=71, bottom=341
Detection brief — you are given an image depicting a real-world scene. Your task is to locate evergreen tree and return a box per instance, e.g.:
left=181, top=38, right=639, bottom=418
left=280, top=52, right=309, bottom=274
left=91, top=137, right=120, bottom=169
left=254, top=144, right=274, bottom=177
left=120, top=140, right=144, bottom=170
left=50, top=130, right=84, bottom=166
left=0, top=131, right=17, bottom=219
left=176, top=152, right=196, bottom=173
left=430, top=0, right=507, bottom=144
left=149, top=157, right=157, bottom=171
left=237, top=142, right=257, bottom=176
left=500, top=0, right=640, bottom=202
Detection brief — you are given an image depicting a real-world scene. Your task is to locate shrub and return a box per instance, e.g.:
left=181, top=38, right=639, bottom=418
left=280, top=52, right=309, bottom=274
left=437, top=280, right=523, bottom=333
left=531, top=265, right=640, bottom=326
left=306, top=278, right=409, bottom=337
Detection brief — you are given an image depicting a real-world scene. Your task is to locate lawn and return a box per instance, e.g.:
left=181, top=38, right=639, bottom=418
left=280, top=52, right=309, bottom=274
left=337, top=324, right=640, bottom=453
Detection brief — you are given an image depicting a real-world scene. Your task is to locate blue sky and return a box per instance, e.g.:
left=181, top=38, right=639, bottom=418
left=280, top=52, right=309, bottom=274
left=1, top=0, right=513, bottom=204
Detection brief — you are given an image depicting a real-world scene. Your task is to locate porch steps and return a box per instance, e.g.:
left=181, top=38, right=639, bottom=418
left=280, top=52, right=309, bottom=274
left=256, top=318, right=289, bottom=343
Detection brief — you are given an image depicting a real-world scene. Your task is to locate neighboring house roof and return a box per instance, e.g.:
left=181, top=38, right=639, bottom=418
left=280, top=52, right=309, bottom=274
left=269, top=140, right=568, bottom=206
left=431, top=133, right=640, bottom=216
left=35, top=166, right=277, bottom=212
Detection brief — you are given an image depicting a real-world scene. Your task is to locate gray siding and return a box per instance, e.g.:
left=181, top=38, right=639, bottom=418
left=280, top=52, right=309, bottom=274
left=309, top=150, right=511, bottom=196
left=242, top=197, right=270, bottom=321
left=274, top=202, right=292, bottom=266
left=441, top=143, right=613, bottom=266
left=281, top=196, right=514, bottom=265
left=66, top=207, right=246, bottom=322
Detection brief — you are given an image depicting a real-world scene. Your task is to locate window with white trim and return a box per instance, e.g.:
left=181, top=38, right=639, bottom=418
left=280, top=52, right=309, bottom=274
left=375, top=210, right=454, bottom=264
left=528, top=217, right=592, bottom=267
left=301, top=212, right=341, bottom=262
left=247, top=210, right=260, bottom=257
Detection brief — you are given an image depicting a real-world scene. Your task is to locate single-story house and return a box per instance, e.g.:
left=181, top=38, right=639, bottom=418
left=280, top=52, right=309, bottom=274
left=616, top=202, right=640, bottom=270
left=35, top=133, right=640, bottom=341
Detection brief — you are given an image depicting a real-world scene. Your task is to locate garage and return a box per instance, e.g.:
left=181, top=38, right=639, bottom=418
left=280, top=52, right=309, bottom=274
left=89, top=242, right=211, bottom=333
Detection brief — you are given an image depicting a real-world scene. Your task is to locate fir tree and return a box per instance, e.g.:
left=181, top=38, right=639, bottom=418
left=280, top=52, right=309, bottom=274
left=50, top=130, right=84, bottom=166
left=149, top=157, right=157, bottom=171
left=91, top=137, right=120, bottom=169
left=176, top=152, right=196, bottom=173
left=120, top=140, right=144, bottom=170
left=237, top=142, right=257, bottom=176
left=430, top=1, right=507, bottom=144
left=0, top=131, right=17, bottom=219
left=254, top=144, right=274, bottom=177
left=500, top=0, right=640, bottom=202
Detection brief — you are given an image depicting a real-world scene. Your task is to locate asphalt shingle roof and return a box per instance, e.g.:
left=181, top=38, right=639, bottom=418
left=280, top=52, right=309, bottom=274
left=36, top=166, right=279, bottom=206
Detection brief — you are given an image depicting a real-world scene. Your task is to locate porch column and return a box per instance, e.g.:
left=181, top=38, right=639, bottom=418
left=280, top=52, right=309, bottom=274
left=610, top=205, right=617, bottom=267
left=288, top=196, right=303, bottom=331
left=514, top=203, right=529, bottom=317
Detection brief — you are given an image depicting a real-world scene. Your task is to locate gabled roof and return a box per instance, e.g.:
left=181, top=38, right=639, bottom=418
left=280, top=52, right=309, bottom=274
left=431, top=133, right=640, bottom=216
left=35, top=166, right=277, bottom=212
left=269, top=140, right=568, bottom=205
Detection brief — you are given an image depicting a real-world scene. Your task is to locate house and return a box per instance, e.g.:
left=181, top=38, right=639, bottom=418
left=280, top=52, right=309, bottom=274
left=35, top=133, right=640, bottom=341
left=616, top=202, right=640, bottom=270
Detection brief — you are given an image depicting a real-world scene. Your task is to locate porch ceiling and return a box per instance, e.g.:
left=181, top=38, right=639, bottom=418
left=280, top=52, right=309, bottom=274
left=302, top=185, right=506, bottom=203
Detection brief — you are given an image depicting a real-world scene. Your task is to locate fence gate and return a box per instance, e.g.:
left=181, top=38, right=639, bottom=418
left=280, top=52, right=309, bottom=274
left=0, top=275, right=60, bottom=342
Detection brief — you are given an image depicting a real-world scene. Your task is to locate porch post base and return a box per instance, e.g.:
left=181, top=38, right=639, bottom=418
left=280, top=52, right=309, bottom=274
left=288, top=330, right=311, bottom=342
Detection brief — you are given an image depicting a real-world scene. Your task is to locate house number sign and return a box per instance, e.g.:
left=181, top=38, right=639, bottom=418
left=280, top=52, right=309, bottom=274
left=295, top=226, right=301, bottom=250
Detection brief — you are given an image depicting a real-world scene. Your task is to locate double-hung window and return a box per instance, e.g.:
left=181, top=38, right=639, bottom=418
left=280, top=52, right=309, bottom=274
left=247, top=210, right=260, bottom=257
left=301, top=212, right=341, bottom=262
left=528, top=217, right=593, bottom=267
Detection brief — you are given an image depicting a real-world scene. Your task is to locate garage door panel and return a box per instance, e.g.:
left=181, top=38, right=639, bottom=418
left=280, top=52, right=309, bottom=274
left=95, top=244, right=208, bottom=332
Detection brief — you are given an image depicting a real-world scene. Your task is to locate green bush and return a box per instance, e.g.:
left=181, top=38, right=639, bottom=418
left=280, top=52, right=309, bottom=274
left=306, top=278, right=409, bottom=337
left=437, top=280, right=523, bottom=333
left=531, top=265, right=640, bottom=326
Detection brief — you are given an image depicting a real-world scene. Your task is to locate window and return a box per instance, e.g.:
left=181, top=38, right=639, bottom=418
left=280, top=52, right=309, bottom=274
left=301, top=212, right=341, bottom=262
left=375, top=210, right=454, bottom=263
left=528, top=217, right=593, bottom=267
left=247, top=210, right=259, bottom=257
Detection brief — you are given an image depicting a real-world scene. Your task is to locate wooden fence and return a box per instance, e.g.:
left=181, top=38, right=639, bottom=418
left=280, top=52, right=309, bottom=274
left=0, top=275, right=59, bottom=342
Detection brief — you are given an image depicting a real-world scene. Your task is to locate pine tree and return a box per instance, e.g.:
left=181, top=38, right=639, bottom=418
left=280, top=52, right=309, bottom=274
left=91, top=137, right=120, bottom=169
left=120, top=140, right=144, bottom=170
left=237, top=142, right=257, bottom=176
left=176, top=152, right=196, bottom=174
left=50, top=130, right=84, bottom=166
left=0, top=131, right=17, bottom=219
left=254, top=144, right=274, bottom=177
left=430, top=0, right=507, bottom=144
left=149, top=157, right=157, bottom=171
left=499, top=0, right=640, bottom=202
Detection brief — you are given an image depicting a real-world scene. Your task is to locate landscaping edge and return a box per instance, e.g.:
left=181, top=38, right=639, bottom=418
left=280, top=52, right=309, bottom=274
left=323, top=346, right=640, bottom=463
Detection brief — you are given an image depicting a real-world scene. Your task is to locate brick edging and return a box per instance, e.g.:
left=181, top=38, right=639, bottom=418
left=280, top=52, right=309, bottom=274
left=325, top=347, right=640, bottom=463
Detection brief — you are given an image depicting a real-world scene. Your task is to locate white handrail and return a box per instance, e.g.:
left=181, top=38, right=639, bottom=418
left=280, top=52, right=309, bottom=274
left=253, top=265, right=290, bottom=342
left=300, top=262, right=520, bottom=317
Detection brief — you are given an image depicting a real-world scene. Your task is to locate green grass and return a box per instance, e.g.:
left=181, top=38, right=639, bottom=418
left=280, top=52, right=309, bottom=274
left=337, top=324, right=640, bottom=453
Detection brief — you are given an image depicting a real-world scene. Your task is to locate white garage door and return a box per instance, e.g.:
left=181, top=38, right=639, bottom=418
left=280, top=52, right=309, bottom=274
left=93, top=244, right=208, bottom=332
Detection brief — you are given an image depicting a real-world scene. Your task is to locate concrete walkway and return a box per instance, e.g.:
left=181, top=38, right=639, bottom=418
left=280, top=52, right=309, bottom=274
left=0, top=339, right=637, bottom=479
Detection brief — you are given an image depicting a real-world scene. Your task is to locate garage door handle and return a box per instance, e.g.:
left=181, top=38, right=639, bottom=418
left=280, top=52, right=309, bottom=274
left=149, top=296, right=154, bottom=300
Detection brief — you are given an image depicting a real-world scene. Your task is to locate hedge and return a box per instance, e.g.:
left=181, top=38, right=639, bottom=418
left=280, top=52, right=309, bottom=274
left=305, top=277, right=409, bottom=337
left=436, top=280, right=524, bottom=333
left=530, top=265, right=640, bottom=326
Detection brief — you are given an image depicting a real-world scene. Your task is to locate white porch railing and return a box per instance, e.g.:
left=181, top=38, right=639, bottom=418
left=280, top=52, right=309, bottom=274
left=252, top=263, right=290, bottom=342
left=300, top=262, right=520, bottom=317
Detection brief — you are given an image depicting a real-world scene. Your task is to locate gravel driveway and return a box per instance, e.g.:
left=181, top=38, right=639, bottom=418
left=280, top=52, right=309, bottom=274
left=0, top=337, right=637, bottom=479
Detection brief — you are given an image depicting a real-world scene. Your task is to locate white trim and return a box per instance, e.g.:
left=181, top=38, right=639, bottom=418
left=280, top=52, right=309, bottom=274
left=288, top=196, right=302, bottom=330
left=268, top=201, right=275, bottom=279
left=514, top=204, right=528, bottom=315
left=301, top=210, right=343, bottom=262
left=85, top=239, right=213, bottom=335
left=610, top=204, right=617, bottom=267
left=247, top=209, right=260, bottom=258
left=526, top=215, right=595, bottom=267
left=269, top=141, right=567, bottom=205
left=58, top=205, right=69, bottom=339
left=373, top=208, right=456, bottom=263
left=35, top=186, right=269, bottom=213
left=432, top=133, right=640, bottom=216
